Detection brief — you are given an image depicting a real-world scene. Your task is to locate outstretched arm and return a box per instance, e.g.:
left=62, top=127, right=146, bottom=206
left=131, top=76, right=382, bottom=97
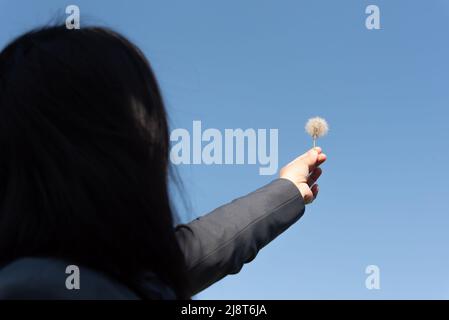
left=175, top=147, right=327, bottom=296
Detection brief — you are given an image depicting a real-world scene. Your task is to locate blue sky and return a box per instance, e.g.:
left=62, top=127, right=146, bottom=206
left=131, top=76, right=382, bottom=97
left=1, top=0, right=448, bottom=299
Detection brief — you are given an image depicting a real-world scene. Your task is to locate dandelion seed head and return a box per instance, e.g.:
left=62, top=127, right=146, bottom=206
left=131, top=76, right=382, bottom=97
left=305, top=117, right=329, bottom=138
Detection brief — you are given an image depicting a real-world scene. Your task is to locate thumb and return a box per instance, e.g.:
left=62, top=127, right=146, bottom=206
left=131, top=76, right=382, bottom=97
left=304, top=147, right=321, bottom=169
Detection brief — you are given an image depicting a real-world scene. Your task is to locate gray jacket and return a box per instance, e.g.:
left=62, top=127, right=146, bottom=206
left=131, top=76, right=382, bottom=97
left=0, top=178, right=305, bottom=299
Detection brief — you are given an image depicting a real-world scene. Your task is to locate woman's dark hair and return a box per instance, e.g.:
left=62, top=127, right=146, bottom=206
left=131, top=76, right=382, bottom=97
left=0, top=25, right=188, bottom=298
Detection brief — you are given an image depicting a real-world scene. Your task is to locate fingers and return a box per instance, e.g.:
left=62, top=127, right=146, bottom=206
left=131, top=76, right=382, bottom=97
left=303, top=147, right=326, bottom=171
left=298, top=183, right=314, bottom=204
left=311, top=184, right=319, bottom=199
left=307, top=167, right=322, bottom=186
left=313, top=146, right=326, bottom=167
left=296, top=148, right=317, bottom=169
left=281, top=147, right=326, bottom=205
left=317, top=153, right=327, bottom=166
left=298, top=182, right=319, bottom=204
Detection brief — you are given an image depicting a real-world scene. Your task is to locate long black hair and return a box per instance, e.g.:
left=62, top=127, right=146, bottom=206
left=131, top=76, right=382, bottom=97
left=0, top=25, right=189, bottom=298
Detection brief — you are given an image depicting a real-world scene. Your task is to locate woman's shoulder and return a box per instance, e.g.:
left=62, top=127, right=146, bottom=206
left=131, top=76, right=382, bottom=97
left=0, top=257, right=140, bottom=299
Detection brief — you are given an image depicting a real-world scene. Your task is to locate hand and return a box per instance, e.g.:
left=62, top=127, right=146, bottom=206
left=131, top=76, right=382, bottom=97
left=279, top=147, right=327, bottom=204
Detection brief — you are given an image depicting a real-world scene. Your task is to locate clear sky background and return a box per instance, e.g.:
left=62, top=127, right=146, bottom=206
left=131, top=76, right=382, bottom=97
left=1, top=0, right=448, bottom=299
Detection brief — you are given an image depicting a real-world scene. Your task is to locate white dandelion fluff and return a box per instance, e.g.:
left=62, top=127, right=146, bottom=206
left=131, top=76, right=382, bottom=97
left=305, top=117, right=329, bottom=147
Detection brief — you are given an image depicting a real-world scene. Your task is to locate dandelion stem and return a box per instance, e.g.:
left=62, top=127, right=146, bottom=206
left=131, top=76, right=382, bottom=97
left=313, top=136, right=316, bottom=148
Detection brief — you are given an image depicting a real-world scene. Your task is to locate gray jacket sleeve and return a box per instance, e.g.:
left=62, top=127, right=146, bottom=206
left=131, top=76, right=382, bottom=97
left=175, top=178, right=305, bottom=296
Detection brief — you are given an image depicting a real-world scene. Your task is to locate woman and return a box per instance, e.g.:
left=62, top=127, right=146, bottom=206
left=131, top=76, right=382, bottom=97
left=0, top=25, right=326, bottom=299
